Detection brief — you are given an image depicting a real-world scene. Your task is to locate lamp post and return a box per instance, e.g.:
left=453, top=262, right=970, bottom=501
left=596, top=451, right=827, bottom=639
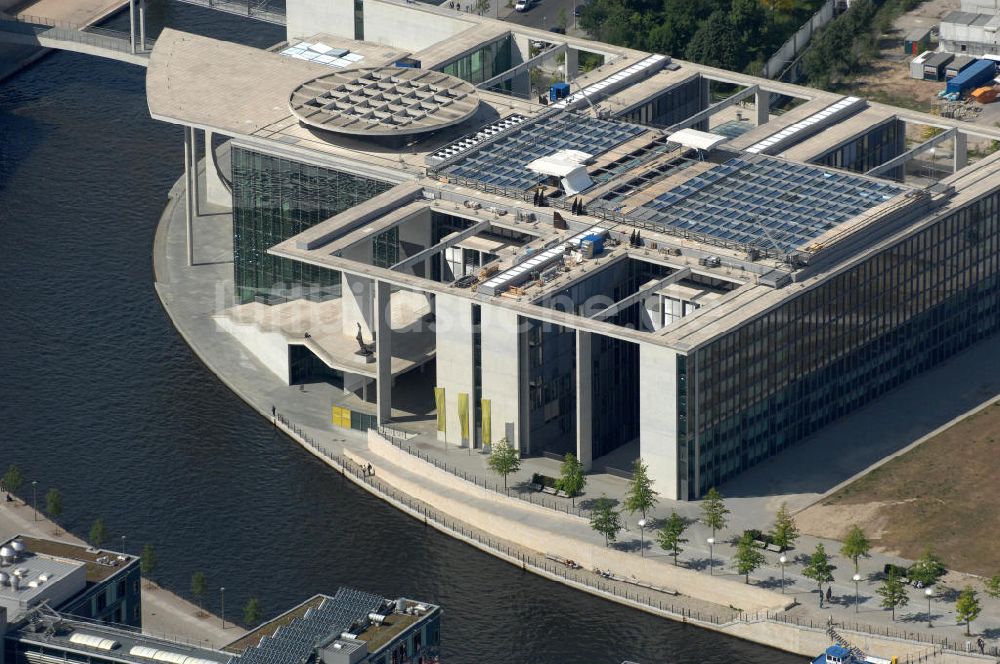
left=926, top=587, right=934, bottom=628
left=707, top=537, right=715, bottom=576
left=638, top=519, right=647, bottom=557
left=121, top=535, right=126, bottom=557
left=779, top=554, right=787, bottom=594
left=220, top=587, right=226, bottom=629
left=853, top=573, right=861, bottom=613
left=32, top=481, right=38, bottom=522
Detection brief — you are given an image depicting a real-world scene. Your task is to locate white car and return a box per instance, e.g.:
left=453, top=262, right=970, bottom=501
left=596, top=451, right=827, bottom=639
left=514, top=0, right=533, bottom=11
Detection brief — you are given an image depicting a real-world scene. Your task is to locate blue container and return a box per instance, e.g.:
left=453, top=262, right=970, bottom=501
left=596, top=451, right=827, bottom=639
left=946, top=59, right=996, bottom=95
left=549, top=82, right=571, bottom=102
left=579, top=233, right=604, bottom=255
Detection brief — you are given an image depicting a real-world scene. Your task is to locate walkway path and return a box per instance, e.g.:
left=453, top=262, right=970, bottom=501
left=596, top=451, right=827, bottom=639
left=153, top=156, right=1000, bottom=659
left=0, top=495, right=242, bottom=648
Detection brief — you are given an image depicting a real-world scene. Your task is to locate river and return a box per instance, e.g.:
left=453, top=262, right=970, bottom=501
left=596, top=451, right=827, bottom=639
left=0, top=6, right=803, bottom=662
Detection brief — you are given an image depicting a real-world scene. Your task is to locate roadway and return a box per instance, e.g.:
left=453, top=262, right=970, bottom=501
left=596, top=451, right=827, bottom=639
left=500, top=0, right=586, bottom=34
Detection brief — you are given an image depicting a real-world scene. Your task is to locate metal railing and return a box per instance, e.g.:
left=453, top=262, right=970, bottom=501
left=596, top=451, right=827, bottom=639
left=0, top=14, right=155, bottom=55
left=171, top=0, right=286, bottom=24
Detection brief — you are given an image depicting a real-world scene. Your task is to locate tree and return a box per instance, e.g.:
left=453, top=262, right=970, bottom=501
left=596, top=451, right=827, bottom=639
left=770, top=502, right=799, bottom=552
left=908, top=548, right=946, bottom=586
left=2, top=464, right=24, bottom=496
left=140, top=544, right=157, bottom=586
left=701, top=487, right=729, bottom=538
left=89, top=518, right=108, bottom=548
left=876, top=571, right=909, bottom=620
left=840, top=525, right=871, bottom=573
left=956, top=586, right=981, bottom=636
left=191, top=571, right=206, bottom=612
left=45, top=488, right=63, bottom=520
left=985, top=574, right=1000, bottom=599
left=733, top=532, right=766, bottom=584
left=657, top=511, right=687, bottom=566
left=244, top=597, right=263, bottom=627
left=623, top=458, right=658, bottom=521
left=802, top=543, right=836, bottom=608
left=686, top=10, right=741, bottom=72
left=589, top=496, right=622, bottom=547
left=474, top=0, right=489, bottom=15
left=487, top=437, right=520, bottom=491
left=557, top=453, right=586, bottom=507
left=556, top=7, right=568, bottom=30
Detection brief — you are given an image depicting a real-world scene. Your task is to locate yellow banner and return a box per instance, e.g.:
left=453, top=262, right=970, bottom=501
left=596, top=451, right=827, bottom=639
left=332, top=406, right=351, bottom=429
left=434, top=387, right=446, bottom=433
left=481, top=399, right=491, bottom=447
left=458, top=392, right=470, bottom=443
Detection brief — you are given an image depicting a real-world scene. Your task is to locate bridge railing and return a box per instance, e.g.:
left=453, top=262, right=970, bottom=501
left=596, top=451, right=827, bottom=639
left=172, top=0, right=286, bottom=24
left=0, top=14, right=155, bottom=53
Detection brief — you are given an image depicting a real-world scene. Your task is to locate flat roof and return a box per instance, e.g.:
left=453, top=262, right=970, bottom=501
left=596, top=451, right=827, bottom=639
left=8, top=535, right=137, bottom=583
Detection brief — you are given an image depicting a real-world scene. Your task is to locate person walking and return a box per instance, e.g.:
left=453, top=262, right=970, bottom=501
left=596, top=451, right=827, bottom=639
left=977, top=638, right=985, bottom=654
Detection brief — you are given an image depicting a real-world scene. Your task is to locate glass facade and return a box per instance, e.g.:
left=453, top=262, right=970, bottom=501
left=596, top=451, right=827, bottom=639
left=372, top=226, right=400, bottom=268
left=815, top=119, right=905, bottom=178
left=620, top=76, right=706, bottom=129
left=441, top=36, right=512, bottom=86
left=685, top=190, right=1000, bottom=498
left=231, top=147, right=392, bottom=304
left=523, top=318, right=576, bottom=458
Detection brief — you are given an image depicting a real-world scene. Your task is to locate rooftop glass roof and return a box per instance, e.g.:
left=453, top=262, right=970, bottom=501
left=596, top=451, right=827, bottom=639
left=438, top=112, right=646, bottom=191
left=627, top=155, right=907, bottom=254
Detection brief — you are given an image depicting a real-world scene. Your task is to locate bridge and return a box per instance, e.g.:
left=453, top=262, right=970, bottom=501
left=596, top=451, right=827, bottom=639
left=171, top=0, right=285, bottom=25
left=0, top=14, right=152, bottom=65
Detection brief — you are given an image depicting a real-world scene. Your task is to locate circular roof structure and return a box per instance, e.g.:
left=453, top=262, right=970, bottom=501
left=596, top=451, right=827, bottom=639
left=289, top=66, right=480, bottom=137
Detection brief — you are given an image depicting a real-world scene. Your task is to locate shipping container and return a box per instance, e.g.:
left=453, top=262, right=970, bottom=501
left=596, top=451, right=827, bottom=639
left=910, top=51, right=932, bottom=79
left=946, top=59, right=997, bottom=94
left=945, top=55, right=975, bottom=79
left=904, top=27, right=932, bottom=55
left=923, top=52, right=954, bottom=81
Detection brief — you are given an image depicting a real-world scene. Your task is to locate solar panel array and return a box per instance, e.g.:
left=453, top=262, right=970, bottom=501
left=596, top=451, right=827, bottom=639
left=627, top=155, right=906, bottom=254
left=232, top=588, right=385, bottom=664
left=438, top=113, right=646, bottom=191
left=427, top=114, right=528, bottom=163
left=549, top=54, right=667, bottom=111
left=744, top=96, right=863, bottom=155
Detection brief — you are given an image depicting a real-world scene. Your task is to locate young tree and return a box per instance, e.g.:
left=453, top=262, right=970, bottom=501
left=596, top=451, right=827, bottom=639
left=770, top=502, right=799, bottom=552
left=557, top=453, right=586, bottom=507
left=984, top=574, right=1000, bottom=599
left=89, top=518, right=108, bottom=548
left=956, top=586, right=981, bottom=636
left=474, top=0, right=489, bottom=15
left=2, top=465, right=24, bottom=496
left=140, top=544, right=158, bottom=586
left=623, top=459, right=658, bottom=521
left=191, top=571, right=207, bottom=612
left=876, top=571, right=909, bottom=620
left=657, top=511, right=687, bottom=566
left=840, top=524, right=871, bottom=573
left=733, top=531, right=766, bottom=584
left=589, top=496, right=622, bottom=547
left=701, top=487, right=729, bottom=539
left=556, top=7, right=568, bottom=29
left=802, top=543, right=836, bottom=608
left=244, top=597, right=263, bottom=627
left=45, top=488, right=63, bottom=520
left=487, top=437, right=520, bottom=492
left=909, top=548, right=946, bottom=586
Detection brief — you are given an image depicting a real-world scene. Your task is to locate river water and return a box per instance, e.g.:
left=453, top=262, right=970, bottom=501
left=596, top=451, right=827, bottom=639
left=0, top=7, right=802, bottom=663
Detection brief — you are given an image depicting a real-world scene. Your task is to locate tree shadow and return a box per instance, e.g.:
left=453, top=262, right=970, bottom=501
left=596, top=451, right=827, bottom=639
left=686, top=557, right=713, bottom=572
left=982, top=627, right=1000, bottom=639
left=756, top=575, right=788, bottom=591
left=934, top=585, right=961, bottom=603
left=899, top=611, right=942, bottom=624
left=578, top=496, right=619, bottom=510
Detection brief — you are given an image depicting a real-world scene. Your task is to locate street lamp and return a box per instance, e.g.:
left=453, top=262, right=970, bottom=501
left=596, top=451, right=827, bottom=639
left=853, top=573, right=861, bottom=613
left=32, top=481, right=38, bottom=522
left=220, top=587, right=226, bottom=629
left=926, top=587, right=934, bottom=628
left=779, top=554, right=787, bottom=594
left=121, top=535, right=126, bottom=557
left=707, top=537, right=715, bottom=576
left=637, top=519, right=647, bottom=557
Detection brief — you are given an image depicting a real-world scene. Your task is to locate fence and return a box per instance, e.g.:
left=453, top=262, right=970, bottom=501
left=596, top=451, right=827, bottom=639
left=0, top=14, right=155, bottom=54
left=172, top=0, right=286, bottom=24
left=762, top=0, right=836, bottom=80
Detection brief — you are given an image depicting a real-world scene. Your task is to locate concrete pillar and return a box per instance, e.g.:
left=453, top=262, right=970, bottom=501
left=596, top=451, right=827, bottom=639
left=342, top=274, right=374, bottom=338
left=138, top=0, right=146, bottom=51
left=575, top=329, right=593, bottom=471
left=480, top=306, right=521, bottom=450
left=128, top=0, right=136, bottom=54
left=188, top=128, right=201, bottom=216
left=755, top=88, right=770, bottom=126
left=435, top=293, right=474, bottom=446
left=204, top=130, right=231, bottom=207
left=375, top=280, right=392, bottom=425
left=954, top=131, right=968, bottom=171
left=638, top=344, right=680, bottom=500
left=183, top=127, right=194, bottom=267
left=565, top=47, right=579, bottom=82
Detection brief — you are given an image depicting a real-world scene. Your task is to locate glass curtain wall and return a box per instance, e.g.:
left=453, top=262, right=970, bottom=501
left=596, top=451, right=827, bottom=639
left=815, top=119, right=906, bottom=178
left=523, top=319, right=576, bottom=458
left=619, top=77, right=706, bottom=130
left=687, top=190, right=1000, bottom=498
left=441, top=36, right=512, bottom=86
left=231, top=147, right=393, bottom=304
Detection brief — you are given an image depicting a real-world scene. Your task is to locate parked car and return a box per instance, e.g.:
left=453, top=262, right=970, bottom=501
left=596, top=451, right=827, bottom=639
left=548, top=25, right=566, bottom=34
left=514, top=0, right=535, bottom=11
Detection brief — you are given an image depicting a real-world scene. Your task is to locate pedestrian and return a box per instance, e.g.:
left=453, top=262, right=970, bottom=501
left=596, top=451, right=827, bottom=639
left=271, top=405, right=276, bottom=417
left=978, top=638, right=985, bottom=654
left=825, top=586, right=832, bottom=603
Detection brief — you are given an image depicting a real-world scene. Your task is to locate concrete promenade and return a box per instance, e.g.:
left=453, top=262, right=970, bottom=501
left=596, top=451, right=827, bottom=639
left=153, top=155, right=1000, bottom=661
left=0, top=493, right=244, bottom=649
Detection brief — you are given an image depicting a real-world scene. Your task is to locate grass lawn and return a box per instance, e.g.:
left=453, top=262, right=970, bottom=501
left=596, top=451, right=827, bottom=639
left=800, top=400, right=1000, bottom=576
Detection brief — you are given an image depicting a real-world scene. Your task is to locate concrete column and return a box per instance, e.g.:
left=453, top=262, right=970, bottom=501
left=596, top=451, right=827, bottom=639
left=375, top=280, right=392, bottom=425
left=565, top=47, right=579, bottom=82
left=183, top=127, right=194, bottom=267
left=204, top=130, right=231, bottom=207
left=575, top=329, right=593, bottom=471
left=435, top=293, right=474, bottom=446
left=480, top=306, right=521, bottom=450
left=189, top=128, right=201, bottom=216
left=128, top=0, right=136, bottom=53
left=954, top=131, right=968, bottom=171
left=755, top=89, right=770, bottom=126
left=138, top=0, right=146, bottom=51
left=638, top=344, right=679, bottom=500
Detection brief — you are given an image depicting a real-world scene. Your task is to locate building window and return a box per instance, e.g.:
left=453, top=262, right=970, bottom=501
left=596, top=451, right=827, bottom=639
left=354, top=0, right=364, bottom=40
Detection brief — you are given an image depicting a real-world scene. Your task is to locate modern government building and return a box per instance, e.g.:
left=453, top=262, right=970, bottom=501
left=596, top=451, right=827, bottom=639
left=145, top=0, right=1000, bottom=500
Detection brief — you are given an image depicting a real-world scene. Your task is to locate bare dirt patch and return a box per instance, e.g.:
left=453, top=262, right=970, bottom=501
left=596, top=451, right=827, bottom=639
left=797, top=400, right=1000, bottom=575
